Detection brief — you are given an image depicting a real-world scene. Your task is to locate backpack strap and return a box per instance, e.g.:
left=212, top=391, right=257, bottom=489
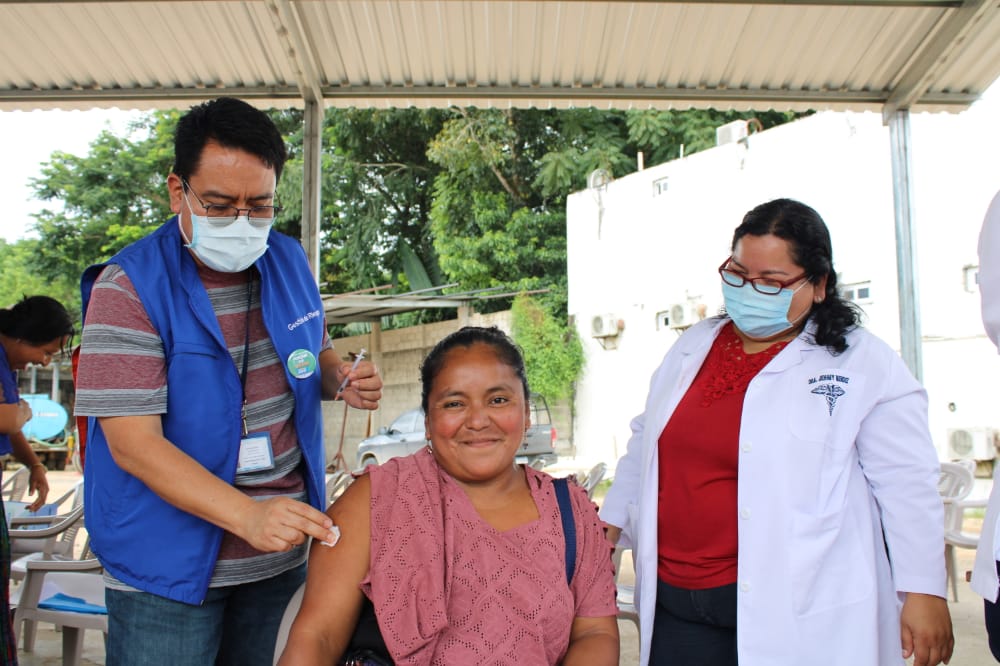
left=553, top=477, right=577, bottom=585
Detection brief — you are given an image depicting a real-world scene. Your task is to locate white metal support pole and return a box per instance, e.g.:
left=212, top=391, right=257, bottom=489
left=302, top=99, right=323, bottom=281
left=887, top=109, right=923, bottom=382
left=51, top=362, right=60, bottom=402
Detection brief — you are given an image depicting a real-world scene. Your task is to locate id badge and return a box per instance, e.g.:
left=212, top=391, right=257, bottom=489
left=237, top=432, right=275, bottom=473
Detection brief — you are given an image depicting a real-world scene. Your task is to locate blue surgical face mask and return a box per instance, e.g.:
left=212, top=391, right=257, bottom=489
left=722, top=279, right=810, bottom=339
left=180, top=191, right=271, bottom=273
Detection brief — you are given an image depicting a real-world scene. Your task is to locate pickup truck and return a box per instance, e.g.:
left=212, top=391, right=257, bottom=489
left=356, top=393, right=557, bottom=469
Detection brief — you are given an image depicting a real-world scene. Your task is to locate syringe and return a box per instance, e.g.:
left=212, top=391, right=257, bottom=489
left=335, top=348, right=367, bottom=396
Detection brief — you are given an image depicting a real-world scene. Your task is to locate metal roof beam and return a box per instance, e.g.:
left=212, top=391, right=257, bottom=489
left=0, top=84, right=981, bottom=111
left=316, top=84, right=980, bottom=108
left=0, top=87, right=305, bottom=105
left=322, top=298, right=471, bottom=309
left=0, top=0, right=963, bottom=6
left=264, top=0, right=324, bottom=104
left=882, top=0, right=995, bottom=120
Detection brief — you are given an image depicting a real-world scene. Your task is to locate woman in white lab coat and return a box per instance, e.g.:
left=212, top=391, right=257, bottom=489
left=600, top=198, right=953, bottom=666
left=971, top=189, right=1000, bottom=661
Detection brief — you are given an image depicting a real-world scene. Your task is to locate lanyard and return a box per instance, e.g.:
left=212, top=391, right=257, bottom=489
left=240, top=276, right=252, bottom=436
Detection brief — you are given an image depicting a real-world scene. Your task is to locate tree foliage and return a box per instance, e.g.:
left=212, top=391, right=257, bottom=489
left=511, top=294, right=584, bottom=401
left=19, top=105, right=800, bottom=336
left=309, top=108, right=450, bottom=299
left=0, top=239, right=79, bottom=320
left=29, top=112, right=179, bottom=284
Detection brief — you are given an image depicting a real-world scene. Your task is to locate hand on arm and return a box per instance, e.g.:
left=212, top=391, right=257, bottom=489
left=319, top=349, right=382, bottom=409
left=279, top=475, right=373, bottom=665
left=99, top=415, right=336, bottom=551
left=900, top=592, right=953, bottom=666
left=562, top=615, right=619, bottom=666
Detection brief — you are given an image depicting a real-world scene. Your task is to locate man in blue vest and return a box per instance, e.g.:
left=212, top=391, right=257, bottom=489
left=75, top=97, right=382, bottom=664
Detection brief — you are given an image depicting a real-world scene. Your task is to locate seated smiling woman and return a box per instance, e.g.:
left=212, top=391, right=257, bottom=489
left=279, top=326, right=619, bottom=666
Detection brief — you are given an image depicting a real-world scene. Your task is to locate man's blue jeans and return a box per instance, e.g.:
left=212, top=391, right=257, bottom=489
left=105, top=563, right=305, bottom=666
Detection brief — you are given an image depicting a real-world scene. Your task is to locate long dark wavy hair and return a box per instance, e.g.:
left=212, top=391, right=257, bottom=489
left=732, top=198, right=861, bottom=354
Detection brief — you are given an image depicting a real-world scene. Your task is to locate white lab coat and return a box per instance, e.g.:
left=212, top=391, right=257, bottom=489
left=972, top=190, right=1000, bottom=603
left=600, top=318, right=945, bottom=666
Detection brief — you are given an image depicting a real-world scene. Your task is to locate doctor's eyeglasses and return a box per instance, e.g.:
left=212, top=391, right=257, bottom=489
left=718, top=257, right=808, bottom=296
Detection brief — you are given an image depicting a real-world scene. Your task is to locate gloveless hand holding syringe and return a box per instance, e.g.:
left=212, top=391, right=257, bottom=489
left=335, top=347, right=367, bottom=396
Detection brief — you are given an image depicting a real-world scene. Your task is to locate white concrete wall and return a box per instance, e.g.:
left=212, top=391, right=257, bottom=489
left=568, top=102, right=1000, bottom=467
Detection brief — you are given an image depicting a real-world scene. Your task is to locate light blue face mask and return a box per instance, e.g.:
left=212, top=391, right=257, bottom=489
left=180, top=191, right=271, bottom=273
left=722, top=279, right=810, bottom=339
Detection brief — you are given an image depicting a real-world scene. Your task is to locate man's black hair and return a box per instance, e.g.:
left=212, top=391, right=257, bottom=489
left=172, top=97, right=287, bottom=183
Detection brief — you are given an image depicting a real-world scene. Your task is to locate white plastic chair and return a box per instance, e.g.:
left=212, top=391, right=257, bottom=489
left=11, top=557, right=107, bottom=666
left=273, top=582, right=306, bottom=665
left=939, top=460, right=977, bottom=601
left=325, top=470, right=354, bottom=506
left=9, top=504, right=87, bottom=581
left=580, top=462, right=608, bottom=499
left=611, top=545, right=639, bottom=632
left=9, top=480, right=85, bottom=562
left=528, top=458, right=549, bottom=471
left=2, top=465, right=31, bottom=502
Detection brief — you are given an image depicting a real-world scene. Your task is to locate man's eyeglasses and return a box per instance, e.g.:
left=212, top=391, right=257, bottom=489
left=718, top=258, right=808, bottom=296
left=182, top=179, right=281, bottom=228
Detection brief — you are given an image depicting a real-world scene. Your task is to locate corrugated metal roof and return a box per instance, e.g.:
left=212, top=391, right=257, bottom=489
left=322, top=291, right=477, bottom=324
left=320, top=285, right=534, bottom=323
left=1, top=0, right=998, bottom=113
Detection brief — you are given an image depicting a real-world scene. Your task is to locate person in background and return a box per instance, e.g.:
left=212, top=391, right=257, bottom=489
left=600, top=198, right=953, bottom=666
left=971, top=189, right=1000, bottom=661
left=0, top=294, right=73, bottom=664
left=74, top=97, right=382, bottom=665
left=278, top=326, right=619, bottom=666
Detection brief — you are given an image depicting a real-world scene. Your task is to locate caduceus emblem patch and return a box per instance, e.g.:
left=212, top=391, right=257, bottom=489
left=811, top=384, right=845, bottom=415
left=808, top=372, right=850, bottom=416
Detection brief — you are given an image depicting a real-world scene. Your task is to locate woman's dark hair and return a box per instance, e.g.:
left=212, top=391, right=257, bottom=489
left=420, top=326, right=529, bottom=413
left=173, top=97, right=287, bottom=184
left=732, top=198, right=861, bottom=354
left=0, top=295, right=75, bottom=350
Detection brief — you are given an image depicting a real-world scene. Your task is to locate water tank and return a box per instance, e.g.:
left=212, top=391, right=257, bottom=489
left=20, top=394, right=69, bottom=441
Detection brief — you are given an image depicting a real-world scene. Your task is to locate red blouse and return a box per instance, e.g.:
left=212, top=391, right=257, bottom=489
left=656, top=322, right=789, bottom=589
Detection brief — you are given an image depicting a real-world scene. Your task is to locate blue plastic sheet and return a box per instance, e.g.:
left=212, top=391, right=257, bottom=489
left=37, top=593, right=107, bottom=615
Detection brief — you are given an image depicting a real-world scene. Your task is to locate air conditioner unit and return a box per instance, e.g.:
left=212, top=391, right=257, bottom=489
left=716, top=120, right=749, bottom=146
left=947, top=427, right=997, bottom=461
left=591, top=314, right=623, bottom=338
left=667, top=303, right=701, bottom=330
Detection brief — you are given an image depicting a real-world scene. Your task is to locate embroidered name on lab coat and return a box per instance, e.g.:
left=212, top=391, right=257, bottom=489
left=807, top=373, right=850, bottom=415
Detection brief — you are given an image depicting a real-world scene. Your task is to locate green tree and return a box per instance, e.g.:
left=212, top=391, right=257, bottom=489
left=426, top=107, right=801, bottom=318
left=427, top=109, right=573, bottom=315
left=310, top=108, right=451, bottom=298
left=29, top=109, right=306, bottom=289
left=24, top=105, right=800, bottom=333
left=511, top=294, right=584, bottom=401
left=29, top=112, right=178, bottom=285
left=0, top=238, right=80, bottom=325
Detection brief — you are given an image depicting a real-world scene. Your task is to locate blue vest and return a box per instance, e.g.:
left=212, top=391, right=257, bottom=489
left=81, top=218, right=327, bottom=604
left=0, top=344, right=18, bottom=456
